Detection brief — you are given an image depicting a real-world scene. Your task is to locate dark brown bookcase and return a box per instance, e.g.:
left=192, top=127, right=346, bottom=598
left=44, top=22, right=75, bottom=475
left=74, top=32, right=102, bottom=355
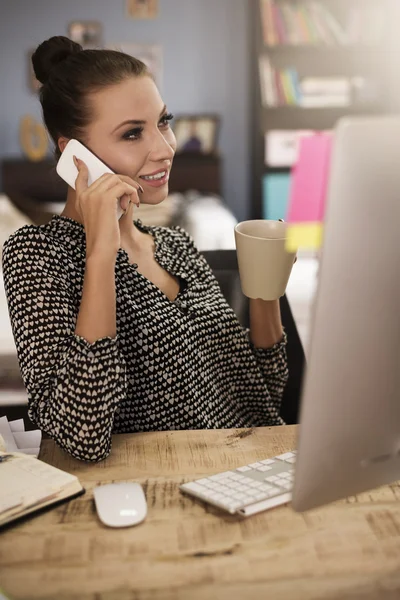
left=250, top=0, right=399, bottom=219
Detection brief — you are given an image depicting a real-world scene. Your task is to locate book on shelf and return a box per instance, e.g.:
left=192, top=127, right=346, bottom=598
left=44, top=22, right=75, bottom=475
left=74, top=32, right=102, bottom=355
left=259, top=0, right=386, bottom=47
left=0, top=451, right=85, bottom=530
left=258, top=59, right=376, bottom=108
left=259, top=56, right=300, bottom=106
left=262, top=0, right=277, bottom=45
left=300, top=77, right=351, bottom=96
left=259, top=54, right=278, bottom=106
left=300, top=76, right=382, bottom=107
left=300, top=95, right=350, bottom=108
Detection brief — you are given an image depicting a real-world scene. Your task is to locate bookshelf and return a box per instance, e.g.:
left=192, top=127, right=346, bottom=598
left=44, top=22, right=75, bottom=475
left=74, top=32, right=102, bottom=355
left=250, top=0, right=398, bottom=220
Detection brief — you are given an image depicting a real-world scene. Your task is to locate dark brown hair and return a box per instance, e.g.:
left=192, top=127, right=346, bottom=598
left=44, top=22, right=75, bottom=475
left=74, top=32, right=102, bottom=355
left=32, top=36, right=149, bottom=158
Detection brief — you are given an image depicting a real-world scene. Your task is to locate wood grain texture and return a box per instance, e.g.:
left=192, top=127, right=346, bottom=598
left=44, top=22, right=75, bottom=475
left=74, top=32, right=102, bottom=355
left=1, top=426, right=400, bottom=600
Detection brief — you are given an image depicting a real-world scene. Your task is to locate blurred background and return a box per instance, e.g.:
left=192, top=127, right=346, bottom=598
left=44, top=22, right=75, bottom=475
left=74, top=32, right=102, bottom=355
left=0, top=0, right=399, bottom=400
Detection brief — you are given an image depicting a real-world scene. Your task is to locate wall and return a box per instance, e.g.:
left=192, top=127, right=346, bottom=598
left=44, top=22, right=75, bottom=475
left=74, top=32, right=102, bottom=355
left=0, top=0, right=251, bottom=221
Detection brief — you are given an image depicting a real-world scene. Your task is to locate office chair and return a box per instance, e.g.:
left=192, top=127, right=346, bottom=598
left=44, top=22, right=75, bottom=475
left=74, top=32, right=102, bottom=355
left=202, top=250, right=305, bottom=424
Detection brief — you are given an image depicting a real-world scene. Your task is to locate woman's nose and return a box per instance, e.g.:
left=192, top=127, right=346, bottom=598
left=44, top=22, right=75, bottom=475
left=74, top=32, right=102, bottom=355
left=148, top=130, right=175, bottom=162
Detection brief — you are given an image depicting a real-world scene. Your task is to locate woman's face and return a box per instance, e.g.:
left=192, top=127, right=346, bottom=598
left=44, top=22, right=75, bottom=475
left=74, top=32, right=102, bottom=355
left=83, top=75, right=176, bottom=205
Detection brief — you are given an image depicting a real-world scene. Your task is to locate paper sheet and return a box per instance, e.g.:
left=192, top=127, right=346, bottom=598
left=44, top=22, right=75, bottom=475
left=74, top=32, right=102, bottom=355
left=0, top=416, right=41, bottom=457
left=0, top=416, right=18, bottom=452
left=9, top=419, right=25, bottom=433
left=13, top=430, right=42, bottom=449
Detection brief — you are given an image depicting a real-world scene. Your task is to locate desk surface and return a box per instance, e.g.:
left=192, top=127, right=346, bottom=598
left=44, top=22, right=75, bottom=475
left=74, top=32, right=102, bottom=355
left=1, top=426, right=400, bottom=600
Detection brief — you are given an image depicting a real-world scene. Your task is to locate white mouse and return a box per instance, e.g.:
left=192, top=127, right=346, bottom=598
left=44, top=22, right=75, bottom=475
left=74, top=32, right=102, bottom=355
left=93, top=482, right=147, bottom=528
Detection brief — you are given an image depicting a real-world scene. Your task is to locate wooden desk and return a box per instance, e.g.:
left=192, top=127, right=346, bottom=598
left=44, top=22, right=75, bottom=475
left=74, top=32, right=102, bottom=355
left=1, top=426, right=400, bottom=600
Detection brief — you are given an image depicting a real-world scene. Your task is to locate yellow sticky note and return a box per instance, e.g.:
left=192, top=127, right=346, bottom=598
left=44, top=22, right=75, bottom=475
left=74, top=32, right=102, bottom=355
left=285, top=223, right=324, bottom=252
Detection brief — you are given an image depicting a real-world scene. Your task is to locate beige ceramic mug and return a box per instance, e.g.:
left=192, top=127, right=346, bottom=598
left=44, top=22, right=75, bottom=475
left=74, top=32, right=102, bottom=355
left=234, top=220, right=296, bottom=300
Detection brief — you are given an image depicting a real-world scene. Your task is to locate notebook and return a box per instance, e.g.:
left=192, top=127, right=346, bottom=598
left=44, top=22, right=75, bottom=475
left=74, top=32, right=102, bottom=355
left=0, top=451, right=85, bottom=530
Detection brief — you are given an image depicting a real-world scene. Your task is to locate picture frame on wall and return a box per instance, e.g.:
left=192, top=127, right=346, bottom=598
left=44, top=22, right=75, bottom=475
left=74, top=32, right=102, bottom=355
left=173, top=115, right=220, bottom=155
left=126, top=0, right=159, bottom=19
left=68, top=21, right=103, bottom=48
left=108, top=43, right=163, bottom=92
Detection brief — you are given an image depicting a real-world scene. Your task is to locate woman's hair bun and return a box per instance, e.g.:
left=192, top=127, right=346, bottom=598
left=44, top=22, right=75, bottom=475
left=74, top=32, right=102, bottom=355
left=32, top=36, right=82, bottom=85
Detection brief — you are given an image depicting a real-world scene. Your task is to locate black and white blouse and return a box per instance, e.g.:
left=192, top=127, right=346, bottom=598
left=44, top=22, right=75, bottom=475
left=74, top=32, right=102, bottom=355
left=2, top=215, right=288, bottom=462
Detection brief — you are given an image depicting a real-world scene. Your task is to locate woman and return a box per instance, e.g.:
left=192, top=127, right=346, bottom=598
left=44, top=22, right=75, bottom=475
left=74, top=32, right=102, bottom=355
left=2, top=36, right=288, bottom=462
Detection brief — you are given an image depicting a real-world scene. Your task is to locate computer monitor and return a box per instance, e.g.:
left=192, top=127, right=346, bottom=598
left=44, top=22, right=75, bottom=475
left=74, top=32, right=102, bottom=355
left=291, top=116, right=400, bottom=512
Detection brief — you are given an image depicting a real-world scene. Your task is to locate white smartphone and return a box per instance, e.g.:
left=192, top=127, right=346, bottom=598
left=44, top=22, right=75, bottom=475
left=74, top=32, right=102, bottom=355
left=56, top=138, right=124, bottom=220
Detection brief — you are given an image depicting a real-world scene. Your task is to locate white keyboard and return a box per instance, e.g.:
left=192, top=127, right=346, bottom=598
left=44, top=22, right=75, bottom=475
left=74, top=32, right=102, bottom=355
left=180, top=451, right=296, bottom=517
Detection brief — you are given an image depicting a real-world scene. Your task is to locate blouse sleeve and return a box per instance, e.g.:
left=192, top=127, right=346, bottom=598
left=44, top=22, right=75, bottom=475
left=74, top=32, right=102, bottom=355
left=246, top=329, right=288, bottom=421
left=2, top=231, right=127, bottom=462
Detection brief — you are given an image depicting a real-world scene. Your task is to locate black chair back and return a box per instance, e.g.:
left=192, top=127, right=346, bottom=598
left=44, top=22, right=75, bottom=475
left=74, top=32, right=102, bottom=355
left=202, top=250, right=305, bottom=424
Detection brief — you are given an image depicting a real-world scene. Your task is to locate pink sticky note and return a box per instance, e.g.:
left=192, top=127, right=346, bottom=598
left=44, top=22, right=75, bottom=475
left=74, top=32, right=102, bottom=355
left=286, top=133, right=332, bottom=224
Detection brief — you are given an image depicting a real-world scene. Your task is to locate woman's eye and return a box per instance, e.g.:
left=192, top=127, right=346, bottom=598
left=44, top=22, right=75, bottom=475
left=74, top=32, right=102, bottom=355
left=159, top=113, right=174, bottom=128
left=123, top=127, right=144, bottom=141
left=122, top=114, right=174, bottom=140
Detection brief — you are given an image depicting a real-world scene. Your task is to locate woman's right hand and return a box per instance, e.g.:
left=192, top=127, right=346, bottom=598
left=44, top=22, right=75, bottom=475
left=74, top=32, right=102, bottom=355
left=73, top=156, right=142, bottom=259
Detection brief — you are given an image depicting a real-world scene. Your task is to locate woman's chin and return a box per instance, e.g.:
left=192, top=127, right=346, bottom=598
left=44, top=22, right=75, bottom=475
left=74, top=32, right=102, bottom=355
left=140, top=189, right=169, bottom=205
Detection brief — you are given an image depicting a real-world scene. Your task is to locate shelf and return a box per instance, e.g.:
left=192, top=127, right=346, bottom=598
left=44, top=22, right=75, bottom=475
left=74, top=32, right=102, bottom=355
left=261, top=104, right=384, bottom=132
left=264, top=44, right=384, bottom=51
left=262, top=103, right=382, bottom=111
left=261, top=47, right=387, bottom=76
left=264, top=165, right=292, bottom=173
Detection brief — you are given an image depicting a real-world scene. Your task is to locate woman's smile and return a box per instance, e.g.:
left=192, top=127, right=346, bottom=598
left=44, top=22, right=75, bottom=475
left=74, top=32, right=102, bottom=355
left=139, top=168, right=170, bottom=187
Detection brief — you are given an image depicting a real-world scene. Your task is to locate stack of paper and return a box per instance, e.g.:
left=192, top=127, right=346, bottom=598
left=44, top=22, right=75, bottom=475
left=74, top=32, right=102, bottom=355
left=299, top=77, right=351, bottom=108
left=0, top=416, right=42, bottom=457
left=285, top=133, right=333, bottom=253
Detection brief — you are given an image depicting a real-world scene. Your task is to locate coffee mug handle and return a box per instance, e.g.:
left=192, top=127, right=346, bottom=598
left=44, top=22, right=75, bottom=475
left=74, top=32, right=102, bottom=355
left=278, top=219, right=297, bottom=263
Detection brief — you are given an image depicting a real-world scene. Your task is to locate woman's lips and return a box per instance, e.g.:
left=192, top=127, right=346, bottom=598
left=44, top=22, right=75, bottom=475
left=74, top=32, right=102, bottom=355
left=139, top=170, right=169, bottom=188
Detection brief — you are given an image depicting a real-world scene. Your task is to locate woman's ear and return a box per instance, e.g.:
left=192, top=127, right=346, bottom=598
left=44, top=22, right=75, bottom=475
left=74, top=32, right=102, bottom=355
left=58, top=137, right=70, bottom=154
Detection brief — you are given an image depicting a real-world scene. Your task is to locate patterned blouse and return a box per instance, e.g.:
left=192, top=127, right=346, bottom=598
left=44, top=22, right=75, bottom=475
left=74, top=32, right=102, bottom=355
left=2, top=215, right=288, bottom=462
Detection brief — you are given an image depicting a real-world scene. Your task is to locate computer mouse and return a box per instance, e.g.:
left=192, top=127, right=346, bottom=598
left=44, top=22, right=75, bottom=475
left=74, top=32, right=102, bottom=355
left=93, top=482, right=147, bottom=528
